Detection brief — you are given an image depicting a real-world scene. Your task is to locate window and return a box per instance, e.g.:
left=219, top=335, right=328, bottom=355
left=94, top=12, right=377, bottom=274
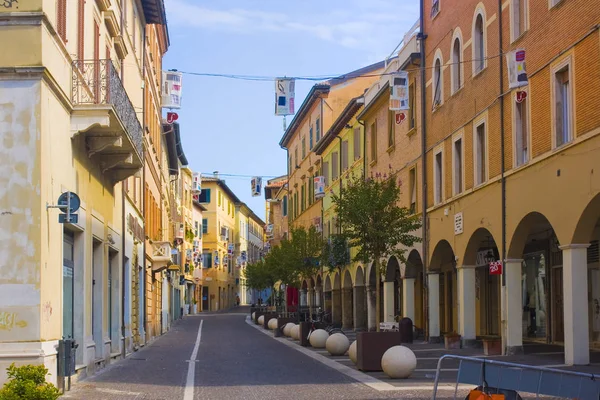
left=203, top=252, right=212, bottom=268
left=316, top=118, right=321, bottom=141
left=302, top=136, right=306, bottom=159
left=331, top=152, right=339, bottom=181
left=431, top=0, right=440, bottom=18
left=283, top=195, right=288, bottom=217
left=433, top=56, right=443, bottom=107
left=512, top=0, right=528, bottom=41
left=475, top=122, right=487, bottom=185
left=77, top=0, right=85, bottom=61
left=323, top=161, right=330, bottom=186
left=294, top=146, right=298, bottom=168
left=409, top=83, right=416, bottom=130
left=452, top=37, right=462, bottom=93
left=550, top=0, right=563, bottom=8
left=434, top=151, right=443, bottom=204
left=308, top=177, right=313, bottom=205
left=341, top=141, right=349, bottom=171
left=370, top=122, right=377, bottom=162
left=289, top=193, right=294, bottom=219
left=353, top=128, right=361, bottom=160
left=289, top=154, right=292, bottom=173
left=514, top=98, right=529, bottom=166
left=388, top=111, right=395, bottom=148
left=554, top=65, right=572, bottom=147
left=473, top=12, right=486, bottom=74
left=195, top=221, right=199, bottom=237
left=57, top=0, right=67, bottom=42
left=453, top=137, right=463, bottom=195
left=409, top=168, right=417, bottom=214
left=294, top=193, right=298, bottom=218
left=218, top=191, right=222, bottom=207
left=301, top=185, right=305, bottom=212
left=309, top=126, right=314, bottom=150
left=198, top=188, right=211, bottom=203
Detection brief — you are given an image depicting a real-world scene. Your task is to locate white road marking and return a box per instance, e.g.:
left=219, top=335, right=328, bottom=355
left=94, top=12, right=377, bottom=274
left=245, top=318, right=471, bottom=392
left=96, top=388, right=143, bottom=396
left=183, top=319, right=203, bottom=400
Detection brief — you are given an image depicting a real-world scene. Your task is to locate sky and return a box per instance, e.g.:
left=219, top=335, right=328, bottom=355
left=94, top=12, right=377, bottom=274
left=162, top=0, right=420, bottom=221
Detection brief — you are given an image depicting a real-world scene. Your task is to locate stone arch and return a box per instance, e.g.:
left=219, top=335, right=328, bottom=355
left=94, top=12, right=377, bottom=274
left=343, top=269, right=353, bottom=288
left=430, top=239, right=456, bottom=271
left=385, top=256, right=401, bottom=282
left=333, top=272, right=341, bottom=290
left=405, top=249, right=423, bottom=279
left=507, top=212, right=562, bottom=259
left=460, top=227, right=499, bottom=266
left=316, top=275, right=322, bottom=289
left=355, top=265, right=365, bottom=286
left=572, top=193, right=600, bottom=244
left=301, top=280, right=308, bottom=290
left=309, top=277, right=316, bottom=289
left=367, top=261, right=377, bottom=287
left=324, top=275, right=332, bottom=292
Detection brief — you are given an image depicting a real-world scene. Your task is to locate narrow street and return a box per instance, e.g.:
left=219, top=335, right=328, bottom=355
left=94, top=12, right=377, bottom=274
left=64, top=308, right=415, bottom=400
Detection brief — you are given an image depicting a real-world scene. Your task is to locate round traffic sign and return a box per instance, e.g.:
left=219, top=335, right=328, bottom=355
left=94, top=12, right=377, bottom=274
left=57, top=192, right=81, bottom=213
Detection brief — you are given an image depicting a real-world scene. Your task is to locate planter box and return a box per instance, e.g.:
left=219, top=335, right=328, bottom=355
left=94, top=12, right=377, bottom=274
left=483, top=337, right=502, bottom=356
left=444, top=335, right=462, bottom=350
left=356, top=331, right=405, bottom=371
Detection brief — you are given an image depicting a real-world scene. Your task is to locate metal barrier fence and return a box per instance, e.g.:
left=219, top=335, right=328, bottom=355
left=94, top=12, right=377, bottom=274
left=432, top=355, right=600, bottom=399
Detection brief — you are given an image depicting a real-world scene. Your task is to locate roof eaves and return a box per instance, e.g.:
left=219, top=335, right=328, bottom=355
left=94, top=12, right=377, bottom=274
left=357, top=82, right=390, bottom=121
left=279, top=84, right=330, bottom=149
left=314, top=97, right=363, bottom=155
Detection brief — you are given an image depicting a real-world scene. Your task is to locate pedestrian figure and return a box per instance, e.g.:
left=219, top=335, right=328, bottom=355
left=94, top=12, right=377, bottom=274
left=236, top=295, right=240, bottom=306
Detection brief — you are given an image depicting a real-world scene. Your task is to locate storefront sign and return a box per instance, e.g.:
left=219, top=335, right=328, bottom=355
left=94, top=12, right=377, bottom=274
left=489, top=261, right=503, bottom=275
left=454, top=212, right=463, bottom=235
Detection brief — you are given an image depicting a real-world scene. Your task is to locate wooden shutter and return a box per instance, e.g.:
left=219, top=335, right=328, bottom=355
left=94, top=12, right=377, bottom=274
left=323, top=161, right=329, bottom=186
left=353, top=128, right=360, bottom=160
left=57, top=0, right=67, bottom=42
left=93, top=21, right=100, bottom=102
left=341, top=140, right=348, bottom=171
left=331, top=152, right=338, bottom=181
left=77, top=0, right=85, bottom=62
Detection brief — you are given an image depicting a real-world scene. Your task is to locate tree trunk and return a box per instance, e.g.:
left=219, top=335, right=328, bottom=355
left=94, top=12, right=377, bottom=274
left=375, top=257, right=381, bottom=332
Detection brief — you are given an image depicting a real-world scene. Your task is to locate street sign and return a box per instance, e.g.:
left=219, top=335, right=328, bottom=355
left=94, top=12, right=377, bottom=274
left=57, top=192, right=80, bottom=213
left=59, top=214, right=78, bottom=224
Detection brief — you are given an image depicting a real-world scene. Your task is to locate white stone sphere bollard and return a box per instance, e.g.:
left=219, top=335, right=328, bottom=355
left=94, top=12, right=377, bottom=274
left=258, top=315, right=264, bottom=325
left=268, top=318, right=278, bottom=330
left=291, top=324, right=300, bottom=340
left=348, top=340, right=357, bottom=364
left=381, top=345, right=417, bottom=379
left=309, top=329, right=329, bottom=348
left=284, top=323, right=295, bottom=337
left=252, top=312, right=256, bottom=321
left=326, top=333, right=350, bottom=356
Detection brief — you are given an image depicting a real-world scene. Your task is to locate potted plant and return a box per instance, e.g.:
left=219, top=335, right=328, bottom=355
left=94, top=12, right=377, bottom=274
left=481, top=335, right=502, bottom=355
left=444, top=332, right=462, bottom=349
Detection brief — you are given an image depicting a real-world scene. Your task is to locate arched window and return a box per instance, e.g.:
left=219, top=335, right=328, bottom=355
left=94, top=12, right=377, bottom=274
left=433, top=56, right=443, bottom=107
left=473, top=13, right=485, bottom=74
left=452, top=37, right=462, bottom=92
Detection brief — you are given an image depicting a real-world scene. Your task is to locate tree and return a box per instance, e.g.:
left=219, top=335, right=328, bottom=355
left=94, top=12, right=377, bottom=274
left=244, top=259, right=274, bottom=292
left=290, top=226, right=324, bottom=283
left=332, top=171, right=421, bottom=331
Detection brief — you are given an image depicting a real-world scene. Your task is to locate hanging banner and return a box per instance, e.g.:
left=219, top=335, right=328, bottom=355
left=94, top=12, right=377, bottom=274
left=489, top=261, right=503, bottom=275
left=162, top=71, right=183, bottom=109
left=506, top=49, right=528, bottom=89
left=314, top=176, right=325, bottom=199
left=389, top=71, right=409, bottom=111
left=251, top=177, right=262, bottom=197
left=275, top=78, right=295, bottom=116
left=228, top=243, right=235, bottom=255
left=241, top=251, right=247, bottom=262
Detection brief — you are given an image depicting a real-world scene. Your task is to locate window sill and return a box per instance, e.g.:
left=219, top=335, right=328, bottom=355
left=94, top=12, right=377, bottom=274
left=406, top=127, right=417, bottom=137
left=451, top=85, right=464, bottom=98
left=386, top=144, right=395, bottom=154
left=369, top=160, right=377, bottom=167
left=472, top=66, right=487, bottom=79
left=510, top=30, right=528, bottom=45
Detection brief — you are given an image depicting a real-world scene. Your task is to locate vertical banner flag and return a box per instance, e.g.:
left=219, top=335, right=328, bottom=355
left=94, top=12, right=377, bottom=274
left=162, top=71, right=183, bottom=109
left=314, top=176, right=325, bottom=199
left=251, top=177, right=262, bottom=197
left=506, top=49, right=528, bottom=89
left=389, top=71, right=410, bottom=111
left=275, top=78, right=295, bottom=116
left=228, top=244, right=234, bottom=255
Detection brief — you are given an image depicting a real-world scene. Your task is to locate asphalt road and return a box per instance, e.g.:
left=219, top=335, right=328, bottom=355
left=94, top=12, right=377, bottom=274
left=64, top=308, right=418, bottom=400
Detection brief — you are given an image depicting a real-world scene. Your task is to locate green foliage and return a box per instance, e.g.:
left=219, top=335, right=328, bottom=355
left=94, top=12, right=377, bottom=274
left=290, top=226, right=324, bottom=281
left=325, top=234, right=350, bottom=270
left=332, top=171, right=422, bottom=272
left=244, top=259, right=273, bottom=291
left=0, top=364, right=60, bottom=400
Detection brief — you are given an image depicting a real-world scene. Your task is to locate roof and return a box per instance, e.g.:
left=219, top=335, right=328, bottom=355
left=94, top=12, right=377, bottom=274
left=279, top=84, right=330, bottom=148
left=173, top=122, right=188, bottom=166
left=202, top=177, right=242, bottom=204
left=242, top=204, right=266, bottom=227
left=279, top=60, right=388, bottom=149
left=265, top=178, right=288, bottom=200
left=141, top=0, right=167, bottom=25
left=162, top=122, right=180, bottom=176
left=193, top=201, right=207, bottom=211
left=314, top=96, right=364, bottom=155
left=356, top=82, right=389, bottom=121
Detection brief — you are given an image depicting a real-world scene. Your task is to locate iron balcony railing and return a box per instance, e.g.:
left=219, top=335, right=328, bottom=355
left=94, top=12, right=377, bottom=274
left=71, top=59, right=144, bottom=161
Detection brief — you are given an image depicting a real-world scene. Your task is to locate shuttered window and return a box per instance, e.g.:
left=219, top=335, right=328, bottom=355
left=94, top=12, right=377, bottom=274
left=77, top=0, right=85, bottom=61
left=341, top=140, right=348, bottom=171
left=353, top=128, right=360, bottom=160
left=57, top=0, right=67, bottom=42
left=331, top=152, right=339, bottom=181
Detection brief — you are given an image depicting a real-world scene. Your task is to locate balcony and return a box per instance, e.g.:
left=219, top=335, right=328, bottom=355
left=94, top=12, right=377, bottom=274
left=70, top=60, right=143, bottom=184
left=150, top=241, right=172, bottom=272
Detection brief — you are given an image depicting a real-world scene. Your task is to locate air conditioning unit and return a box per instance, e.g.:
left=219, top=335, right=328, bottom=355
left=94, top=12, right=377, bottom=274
left=192, top=172, right=202, bottom=194
left=220, top=226, right=229, bottom=242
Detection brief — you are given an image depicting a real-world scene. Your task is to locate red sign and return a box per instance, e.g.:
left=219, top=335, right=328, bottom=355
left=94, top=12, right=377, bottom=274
left=167, top=112, right=179, bottom=124
left=489, top=261, right=503, bottom=275
left=515, top=91, right=527, bottom=104
left=395, top=112, right=406, bottom=124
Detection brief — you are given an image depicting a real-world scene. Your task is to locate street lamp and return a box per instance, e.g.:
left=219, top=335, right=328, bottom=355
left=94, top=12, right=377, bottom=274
left=484, top=249, right=495, bottom=264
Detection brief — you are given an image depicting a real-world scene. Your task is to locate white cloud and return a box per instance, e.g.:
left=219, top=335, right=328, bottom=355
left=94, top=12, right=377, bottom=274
left=164, top=0, right=419, bottom=56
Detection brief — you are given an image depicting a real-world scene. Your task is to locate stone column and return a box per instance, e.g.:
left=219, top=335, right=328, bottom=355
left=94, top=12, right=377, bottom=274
left=383, top=281, right=395, bottom=322
left=366, top=286, right=376, bottom=331
left=458, top=265, right=476, bottom=342
left=428, top=273, right=441, bottom=340
left=315, top=287, right=321, bottom=307
left=342, top=288, right=353, bottom=330
left=403, top=278, right=415, bottom=323
left=353, top=285, right=367, bottom=331
left=505, top=259, right=524, bottom=355
left=332, top=288, right=342, bottom=326
left=560, top=244, right=590, bottom=365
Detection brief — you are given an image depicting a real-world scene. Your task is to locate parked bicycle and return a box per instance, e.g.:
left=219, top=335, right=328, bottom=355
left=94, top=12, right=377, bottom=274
left=306, top=310, right=345, bottom=340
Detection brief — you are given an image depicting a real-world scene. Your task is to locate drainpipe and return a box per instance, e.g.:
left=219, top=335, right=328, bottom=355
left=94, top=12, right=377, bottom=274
left=121, top=180, right=126, bottom=358
left=141, top=23, right=148, bottom=345
left=418, top=0, right=429, bottom=340
left=358, top=120, right=366, bottom=178
left=336, top=136, right=343, bottom=233
left=498, top=0, right=506, bottom=288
